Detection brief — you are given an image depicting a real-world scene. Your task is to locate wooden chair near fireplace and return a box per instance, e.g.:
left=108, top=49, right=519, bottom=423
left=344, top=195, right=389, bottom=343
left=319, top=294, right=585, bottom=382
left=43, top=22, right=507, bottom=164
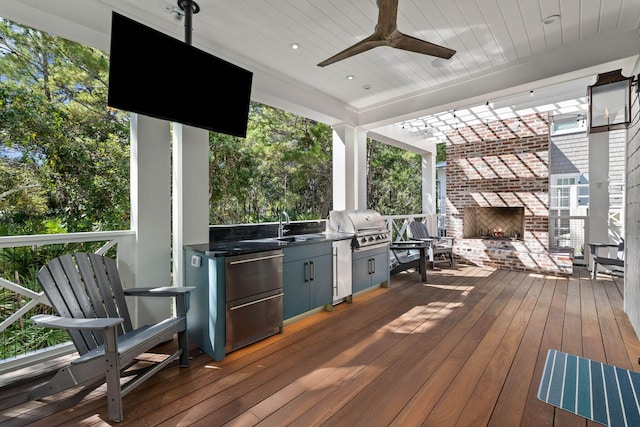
left=389, top=240, right=429, bottom=282
left=589, top=239, right=624, bottom=279
left=408, top=220, right=454, bottom=268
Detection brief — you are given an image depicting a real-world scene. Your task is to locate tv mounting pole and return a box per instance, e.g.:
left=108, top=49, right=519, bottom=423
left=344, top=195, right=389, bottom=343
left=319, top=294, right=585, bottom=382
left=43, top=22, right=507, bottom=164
left=177, top=0, right=200, bottom=45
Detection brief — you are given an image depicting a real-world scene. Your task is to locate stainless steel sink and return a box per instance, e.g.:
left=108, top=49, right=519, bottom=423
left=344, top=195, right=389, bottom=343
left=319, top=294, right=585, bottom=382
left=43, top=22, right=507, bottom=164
left=277, top=233, right=327, bottom=242
left=242, top=233, right=328, bottom=244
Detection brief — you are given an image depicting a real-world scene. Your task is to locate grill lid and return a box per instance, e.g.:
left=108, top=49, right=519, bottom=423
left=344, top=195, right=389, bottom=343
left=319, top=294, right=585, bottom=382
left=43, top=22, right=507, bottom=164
left=329, top=209, right=386, bottom=233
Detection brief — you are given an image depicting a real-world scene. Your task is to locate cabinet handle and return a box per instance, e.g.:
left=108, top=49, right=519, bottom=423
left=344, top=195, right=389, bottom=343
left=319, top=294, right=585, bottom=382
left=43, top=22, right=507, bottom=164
left=229, top=292, right=284, bottom=310
left=304, top=261, right=310, bottom=282
left=371, top=258, right=375, bottom=274
left=229, top=253, right=284, bottom=265
left=333, top=248, right=338, bottom=293
left=310, top=261, right=315, bottom=282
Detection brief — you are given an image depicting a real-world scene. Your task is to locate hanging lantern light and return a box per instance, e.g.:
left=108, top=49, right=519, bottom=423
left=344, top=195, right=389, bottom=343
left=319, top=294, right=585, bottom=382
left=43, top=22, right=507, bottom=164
left=587, top=69, right=633, bottom=134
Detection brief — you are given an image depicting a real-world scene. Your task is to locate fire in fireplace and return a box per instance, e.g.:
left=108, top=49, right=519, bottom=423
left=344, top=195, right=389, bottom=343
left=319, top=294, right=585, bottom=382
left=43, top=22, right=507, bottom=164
left=463, top=206, right=525, bottom=240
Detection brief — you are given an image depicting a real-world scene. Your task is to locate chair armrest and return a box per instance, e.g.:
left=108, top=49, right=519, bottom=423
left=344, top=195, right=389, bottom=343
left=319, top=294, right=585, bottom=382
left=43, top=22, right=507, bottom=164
left=588, top=243, right=620, bottom=255
left=417, top=236, right=453, bottom=247
left=124, top=286, right=194, bottom=316
left=124, top=286, right=195, bottom=297
left=391, top=241, right=430, bottom=250
left=589, top=243, right=619, bottom=248
left=31, top=314, right=123, bottom=331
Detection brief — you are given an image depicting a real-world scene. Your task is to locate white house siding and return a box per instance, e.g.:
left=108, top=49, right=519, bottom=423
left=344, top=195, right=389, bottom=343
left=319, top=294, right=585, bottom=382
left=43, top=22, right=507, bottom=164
left=610, top=130, right=627, bottom=209
left=550, top=130, right=625, bottom=211
left=625, top=59, right=640, bottom=336
left=550, top=132, right=589, bottom=175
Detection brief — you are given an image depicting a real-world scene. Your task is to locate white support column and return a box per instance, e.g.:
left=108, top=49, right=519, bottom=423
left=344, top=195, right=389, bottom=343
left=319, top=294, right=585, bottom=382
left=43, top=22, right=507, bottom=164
left=332, top=126, right=347, bottom=211
left=172, top=123, right=210, bottom=287
left=128, top=114, right=172, bottom=327
left=355, top=129, right=367, bottom=209
left=332, top=124, right=367, bottom=210
left=588, top=131, right=610, bottom=249
left=421, top=152, right=436, bottom=215
left=421, top=151, right=437, bottom=236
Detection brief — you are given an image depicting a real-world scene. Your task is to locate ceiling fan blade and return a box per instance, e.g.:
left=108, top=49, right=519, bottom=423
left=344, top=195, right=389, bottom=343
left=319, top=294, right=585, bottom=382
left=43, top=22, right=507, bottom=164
left=317, top=34, right=385, bottom=67
left=318, top=0, right=455, bottom=67
left=389, top=30, right=456, bottom=59
left=376, top=0, right=399, bottom=33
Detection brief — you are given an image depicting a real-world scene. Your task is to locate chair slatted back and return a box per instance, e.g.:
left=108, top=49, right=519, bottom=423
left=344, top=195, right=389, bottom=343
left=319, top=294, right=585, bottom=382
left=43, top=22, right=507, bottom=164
left=409, top=220, right=431, bottom=239
left=36, top=252, right=134, bottom=355
left=618, top=239, right=625, bottom=261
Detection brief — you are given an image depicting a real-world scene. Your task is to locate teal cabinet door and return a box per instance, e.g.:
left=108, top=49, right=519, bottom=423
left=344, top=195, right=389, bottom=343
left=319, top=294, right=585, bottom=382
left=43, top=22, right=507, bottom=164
left=352, top=246, right=389, bottom=293
left=184, top=249, right=226, bottom=361
left=283, top=242, right=333, bottom=320
left=308, top=253, right=332, bottom=309
left=283, top=258, right=309, bottom=319
left=352, top=254, right=372, bottom=293
left=369, top=249, right=390, bottom=287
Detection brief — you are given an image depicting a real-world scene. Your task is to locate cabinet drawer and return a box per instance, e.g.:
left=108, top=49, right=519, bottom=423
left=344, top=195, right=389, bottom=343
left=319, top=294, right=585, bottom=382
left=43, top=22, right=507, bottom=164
left=283, top=241, right=332, bottom=262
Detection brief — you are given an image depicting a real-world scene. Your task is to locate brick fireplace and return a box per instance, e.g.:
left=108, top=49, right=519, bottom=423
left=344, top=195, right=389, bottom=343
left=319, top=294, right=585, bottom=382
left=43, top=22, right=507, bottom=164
left=445, top=113, right=571, bottom=275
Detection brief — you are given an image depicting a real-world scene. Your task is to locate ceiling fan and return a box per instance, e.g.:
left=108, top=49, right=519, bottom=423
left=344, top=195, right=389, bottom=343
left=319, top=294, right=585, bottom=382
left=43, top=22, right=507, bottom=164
left=317, top=0, right=456, bottom=67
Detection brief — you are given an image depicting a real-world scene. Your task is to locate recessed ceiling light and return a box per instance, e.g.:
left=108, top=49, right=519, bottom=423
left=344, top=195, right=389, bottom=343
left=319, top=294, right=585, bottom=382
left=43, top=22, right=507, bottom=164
left=346, top=74, right=355, bottom=80
left=542, top=14, right=560, bottom=25
left=362, top=84, right=372, bottom=90
left=289, top=42, right=300, bottom=50
left=431, top=57, right=451, bottom=68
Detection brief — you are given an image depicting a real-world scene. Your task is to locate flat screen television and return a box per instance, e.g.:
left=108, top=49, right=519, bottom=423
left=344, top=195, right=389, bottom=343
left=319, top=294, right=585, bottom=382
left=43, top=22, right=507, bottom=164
left=107, top=12, right=253, bottom=138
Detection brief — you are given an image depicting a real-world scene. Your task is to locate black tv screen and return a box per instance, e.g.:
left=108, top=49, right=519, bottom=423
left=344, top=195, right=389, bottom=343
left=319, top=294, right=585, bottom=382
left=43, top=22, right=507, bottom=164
left=107, top=12, right=253, bottom=138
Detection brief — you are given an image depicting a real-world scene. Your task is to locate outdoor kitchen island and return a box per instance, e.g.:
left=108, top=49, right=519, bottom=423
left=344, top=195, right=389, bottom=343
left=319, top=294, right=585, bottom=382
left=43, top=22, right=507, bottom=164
left=184, top=223, right=389, bottom=361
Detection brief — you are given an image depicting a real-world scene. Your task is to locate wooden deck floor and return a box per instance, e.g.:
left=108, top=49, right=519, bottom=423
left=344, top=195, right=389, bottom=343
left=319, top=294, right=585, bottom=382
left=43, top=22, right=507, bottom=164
left=2, top=264, right=639, bottom=426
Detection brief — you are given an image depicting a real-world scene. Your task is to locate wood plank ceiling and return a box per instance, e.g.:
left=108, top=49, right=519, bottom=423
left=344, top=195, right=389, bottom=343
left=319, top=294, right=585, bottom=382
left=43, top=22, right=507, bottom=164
left=4, top=0, right=640, bottom=148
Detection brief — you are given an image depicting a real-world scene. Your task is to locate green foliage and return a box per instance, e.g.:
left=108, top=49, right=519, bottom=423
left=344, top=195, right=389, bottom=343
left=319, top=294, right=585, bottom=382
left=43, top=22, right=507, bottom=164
left=209, top=104, right=333, bottom=223
left=367, top=139, right=422, bottom=216
left=436, top=142, right=446, bottom=163
left=0, top=18, right=130, bottom=234
left=0, top=327, right=70, bottom=359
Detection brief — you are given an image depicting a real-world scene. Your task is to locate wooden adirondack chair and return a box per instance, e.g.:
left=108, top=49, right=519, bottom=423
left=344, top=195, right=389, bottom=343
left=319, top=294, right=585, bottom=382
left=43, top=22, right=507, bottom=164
left=409, top=220, right=454, bottom=267
left=389, top=240, right=429, bottom=282
left=29, top=252, right=193, bottom=422
left=589, top=239, right=624, bottom=279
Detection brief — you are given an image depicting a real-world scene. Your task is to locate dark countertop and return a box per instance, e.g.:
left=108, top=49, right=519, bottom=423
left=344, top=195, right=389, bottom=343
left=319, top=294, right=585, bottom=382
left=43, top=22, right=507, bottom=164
left=185, top=231, right=353, bottom=257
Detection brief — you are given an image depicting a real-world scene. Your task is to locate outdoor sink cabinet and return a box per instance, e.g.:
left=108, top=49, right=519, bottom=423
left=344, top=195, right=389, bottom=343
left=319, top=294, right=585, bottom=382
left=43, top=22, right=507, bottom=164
left=184, top=232, right=351, bottom=361
left=282, top=241, right=333, bottom=320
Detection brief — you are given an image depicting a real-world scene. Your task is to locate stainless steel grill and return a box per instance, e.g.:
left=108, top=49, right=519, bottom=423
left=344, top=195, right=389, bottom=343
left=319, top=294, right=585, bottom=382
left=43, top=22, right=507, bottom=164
left=328, top=209, right=391, bottom=250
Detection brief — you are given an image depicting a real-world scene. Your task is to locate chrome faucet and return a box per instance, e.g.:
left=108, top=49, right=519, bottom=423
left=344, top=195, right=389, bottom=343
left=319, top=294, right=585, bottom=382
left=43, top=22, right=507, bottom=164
left=278, top=211, right=290, bottom=238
